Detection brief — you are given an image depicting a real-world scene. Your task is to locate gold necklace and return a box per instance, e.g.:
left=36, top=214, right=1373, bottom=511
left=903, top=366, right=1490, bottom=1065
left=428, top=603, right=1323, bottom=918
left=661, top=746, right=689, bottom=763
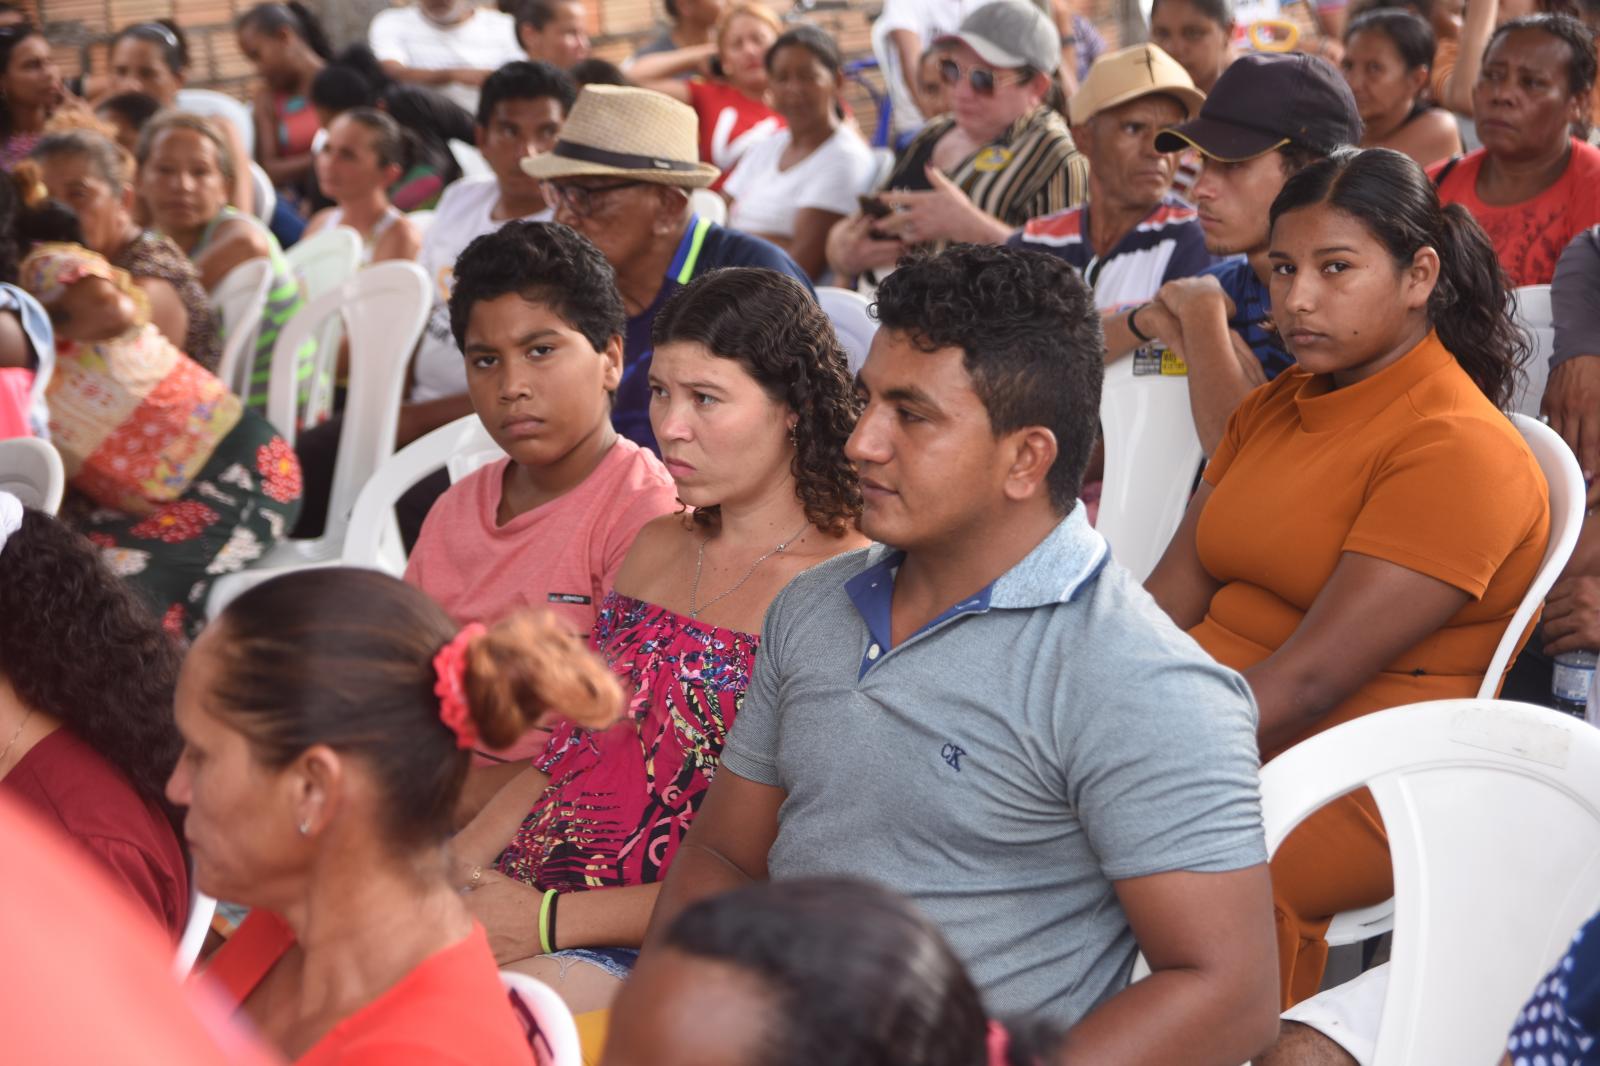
left=0, top=708, right=35, bottom=771
left=689, top=521, right=811, bottom=620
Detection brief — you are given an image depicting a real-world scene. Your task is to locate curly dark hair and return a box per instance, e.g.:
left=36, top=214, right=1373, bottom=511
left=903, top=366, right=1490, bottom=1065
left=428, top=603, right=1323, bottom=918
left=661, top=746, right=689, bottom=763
left=1270, top=147, right=1527, bottom=409
left=448, top=220, right=626, bottom=354
left=651, top=268, right=863, bottom=536
left=0, top=510, right=183, bottom=811
left=872, top=244, right=1103, bottom=514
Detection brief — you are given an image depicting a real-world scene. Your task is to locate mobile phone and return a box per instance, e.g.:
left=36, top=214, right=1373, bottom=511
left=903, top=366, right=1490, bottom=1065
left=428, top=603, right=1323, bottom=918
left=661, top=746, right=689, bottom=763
left=857, top=194, right=892, bottom=220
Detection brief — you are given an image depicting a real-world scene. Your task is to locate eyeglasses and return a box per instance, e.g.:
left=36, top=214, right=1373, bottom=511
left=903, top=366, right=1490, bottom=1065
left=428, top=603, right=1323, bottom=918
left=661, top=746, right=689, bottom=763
left=938, top=58, right=1030, bottom=96
left=542, top=179, right=646, bottom=218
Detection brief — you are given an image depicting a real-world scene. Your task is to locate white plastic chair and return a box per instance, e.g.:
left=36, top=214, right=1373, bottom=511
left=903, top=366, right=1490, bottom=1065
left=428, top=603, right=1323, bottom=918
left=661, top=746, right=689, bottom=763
left=247, top=161, right=276, bottom=225
left=342, top=414, right=501, bottom=576
left=205, top=261, right=432, bottom=616
left=500, top=970, right=582, bottom=1066
left=1096, top=352, right=1204, bottom=582
left=1511, top=284, right=1553, bottom=419
left=815, top=286, right=877, bottom=377
left=176, top=87, right=255, bottom=157
left=449, top=139, right=493, bottom=180
left=1261, top=699, right=1600, bottom=1063
left=285, top=226, right=364, bottom=420
left=0, top=436, right=64, bottom=514
left=173, top=885, right=217, bottom=979
left=1317, top=413, right=1585, bottom=950
left=690, top=188, right=728, bottom=226
left=1481, top=413, right=1584, bottom=696
left=208, top=257, right=274, bottom=398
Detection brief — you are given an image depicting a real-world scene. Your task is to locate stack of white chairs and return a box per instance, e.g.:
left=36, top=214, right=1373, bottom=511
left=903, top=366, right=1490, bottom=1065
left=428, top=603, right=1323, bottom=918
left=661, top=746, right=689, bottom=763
left=205, top=260, right=432, bottom=615
left=208, top=258, right=274, bottom=399
left=284, top=226, right=364, bottom=424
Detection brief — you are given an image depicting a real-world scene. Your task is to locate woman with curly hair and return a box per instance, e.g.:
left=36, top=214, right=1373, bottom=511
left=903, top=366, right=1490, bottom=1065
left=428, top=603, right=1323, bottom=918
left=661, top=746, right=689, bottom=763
left=0, top=501, right=188, bottom=938
left=450, top=264, right=865, bottom=1013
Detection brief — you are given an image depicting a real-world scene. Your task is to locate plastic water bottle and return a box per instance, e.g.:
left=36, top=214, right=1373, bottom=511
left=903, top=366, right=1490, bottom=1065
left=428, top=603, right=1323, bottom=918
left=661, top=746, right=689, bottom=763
left=1552, top=650, right=1598, bottom=717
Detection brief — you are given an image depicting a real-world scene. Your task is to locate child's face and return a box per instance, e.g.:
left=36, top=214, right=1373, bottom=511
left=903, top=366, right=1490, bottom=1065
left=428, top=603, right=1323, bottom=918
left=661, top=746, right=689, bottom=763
left=461, top=293, right=621, bottom=469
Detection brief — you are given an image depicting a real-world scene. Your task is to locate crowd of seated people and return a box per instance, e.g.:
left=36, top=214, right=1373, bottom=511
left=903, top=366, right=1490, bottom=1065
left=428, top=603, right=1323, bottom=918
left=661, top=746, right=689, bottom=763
left=4, top=0, right=1600, bottom=1063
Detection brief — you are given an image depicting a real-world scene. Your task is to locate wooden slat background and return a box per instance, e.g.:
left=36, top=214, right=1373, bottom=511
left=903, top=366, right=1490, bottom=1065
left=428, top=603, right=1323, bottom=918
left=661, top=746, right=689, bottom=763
left=29, top=0, right=1124, bottom=134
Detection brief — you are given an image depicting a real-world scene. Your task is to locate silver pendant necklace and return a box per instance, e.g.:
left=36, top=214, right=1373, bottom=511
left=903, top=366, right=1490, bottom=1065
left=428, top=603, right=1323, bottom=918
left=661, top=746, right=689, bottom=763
left=689, top=520, right=812, bottom=620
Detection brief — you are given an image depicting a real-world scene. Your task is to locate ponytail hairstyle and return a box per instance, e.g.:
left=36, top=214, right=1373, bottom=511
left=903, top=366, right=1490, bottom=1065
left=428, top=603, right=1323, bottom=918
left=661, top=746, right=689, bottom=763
left=205, top=569, right=624, bottom=849
left=1268, top=147, right=1526, bottom=409
left=237, top=1, right=335, bottom=62
left=659, top=878, right=1000, bottom=1066
left=652, top=267, right=863, bottom=536
left=110, top=20, right=190, bottom=77
left=0, top=509, right=184, bottom=821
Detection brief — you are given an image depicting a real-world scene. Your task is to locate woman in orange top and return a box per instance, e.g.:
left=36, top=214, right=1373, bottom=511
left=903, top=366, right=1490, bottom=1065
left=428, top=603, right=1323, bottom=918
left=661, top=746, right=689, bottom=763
left=1147, top=147, right=1550, bottom=1007
left=171, top=567, right=625, bottom=1064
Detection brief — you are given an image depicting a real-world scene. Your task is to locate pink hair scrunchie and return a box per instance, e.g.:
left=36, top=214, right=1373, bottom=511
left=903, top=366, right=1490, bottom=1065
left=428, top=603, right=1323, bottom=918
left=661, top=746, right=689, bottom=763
left=987, top=1020, right=1011, bottom=1066
left=433, top=623, right=486, bottom=749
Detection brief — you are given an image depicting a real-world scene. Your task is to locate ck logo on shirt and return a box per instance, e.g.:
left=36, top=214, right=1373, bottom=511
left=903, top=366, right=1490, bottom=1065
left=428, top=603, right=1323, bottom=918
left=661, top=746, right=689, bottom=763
left=547, top=593, right=592, bottom=605
left=941, top=743, right=967, bottom=772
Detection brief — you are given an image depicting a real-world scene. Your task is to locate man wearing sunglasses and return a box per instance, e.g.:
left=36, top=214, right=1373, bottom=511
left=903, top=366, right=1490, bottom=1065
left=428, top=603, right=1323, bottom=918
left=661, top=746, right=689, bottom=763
left=826, top=0, right=1089, bottom=287
left=523, top=84, right=812, bottom=454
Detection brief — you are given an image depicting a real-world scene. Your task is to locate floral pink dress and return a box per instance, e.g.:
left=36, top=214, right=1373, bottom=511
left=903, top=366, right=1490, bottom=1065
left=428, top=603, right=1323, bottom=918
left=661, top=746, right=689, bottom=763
left=495, top=591, right=759, bottom=891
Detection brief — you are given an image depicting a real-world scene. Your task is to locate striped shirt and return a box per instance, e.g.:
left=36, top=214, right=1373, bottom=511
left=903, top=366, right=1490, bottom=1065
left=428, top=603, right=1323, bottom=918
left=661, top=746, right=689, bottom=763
left=1008, top=196, right=1212, bottom=310
left=884, top=106, right=1091, bottom=235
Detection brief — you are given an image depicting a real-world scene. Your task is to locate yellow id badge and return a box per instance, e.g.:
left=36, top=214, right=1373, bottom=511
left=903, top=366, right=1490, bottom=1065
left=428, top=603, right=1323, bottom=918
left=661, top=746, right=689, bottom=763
left=972, top=146, right=1014, bottom=172
left=1131, top=345, right=1189, bottom=376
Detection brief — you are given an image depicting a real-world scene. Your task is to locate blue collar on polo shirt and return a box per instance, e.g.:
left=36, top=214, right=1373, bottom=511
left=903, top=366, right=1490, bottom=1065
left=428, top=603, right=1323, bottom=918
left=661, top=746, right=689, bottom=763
left=844, top=505, right=1109, bottom=678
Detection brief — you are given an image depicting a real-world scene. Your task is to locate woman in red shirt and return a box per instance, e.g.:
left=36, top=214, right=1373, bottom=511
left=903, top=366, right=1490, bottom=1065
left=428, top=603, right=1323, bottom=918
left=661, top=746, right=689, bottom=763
left=1429, top=13, right=1600, bottom=286
left=629, top=2, right=783, bottom=186
left=181, top=568, right=625, bottom=1064
left=0, top=501, right=189, bottom=940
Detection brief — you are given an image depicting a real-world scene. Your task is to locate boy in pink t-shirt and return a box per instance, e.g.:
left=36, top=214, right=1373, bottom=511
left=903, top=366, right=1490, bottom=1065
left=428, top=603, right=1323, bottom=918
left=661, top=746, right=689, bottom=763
left=406, top=223, right=678, bottom=757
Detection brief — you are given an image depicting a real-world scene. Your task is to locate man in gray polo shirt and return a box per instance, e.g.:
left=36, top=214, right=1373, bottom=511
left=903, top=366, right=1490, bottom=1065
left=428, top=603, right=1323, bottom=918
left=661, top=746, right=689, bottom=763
left=647, top=244, right=1279, bottom=1063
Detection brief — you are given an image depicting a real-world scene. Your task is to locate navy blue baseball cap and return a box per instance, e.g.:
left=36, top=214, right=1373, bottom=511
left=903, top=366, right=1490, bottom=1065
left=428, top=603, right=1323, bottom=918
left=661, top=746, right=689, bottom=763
left=1154, top=51, right=1363, bottom=161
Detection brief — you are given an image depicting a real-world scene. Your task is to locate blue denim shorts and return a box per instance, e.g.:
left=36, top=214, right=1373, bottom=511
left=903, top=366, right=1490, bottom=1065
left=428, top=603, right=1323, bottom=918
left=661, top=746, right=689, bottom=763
left=548, top=947, right=639, bottom=982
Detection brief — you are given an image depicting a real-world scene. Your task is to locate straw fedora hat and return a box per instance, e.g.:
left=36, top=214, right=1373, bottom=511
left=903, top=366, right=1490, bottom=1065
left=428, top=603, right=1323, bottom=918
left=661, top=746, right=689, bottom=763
left=521, top=84, right=721, bottom=188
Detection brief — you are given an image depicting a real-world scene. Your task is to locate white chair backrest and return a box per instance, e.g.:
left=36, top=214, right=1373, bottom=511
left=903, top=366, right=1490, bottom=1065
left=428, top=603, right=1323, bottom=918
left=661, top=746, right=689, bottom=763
left=247, top=161, right=275, bottom=224
left=1511, top=284, right=1554, bottom=419
left=815, top=286, right=877, bottom=377
left=1479, top=414, right=1584, bottom=696
left=342, top=414, right=501, bottom=576
left=173, top=887, right=217, bottom=979
left=266, top=261, right=431, bottom=544
left=0, top=437, right=64, bottom=514
left=499, top=970, right=582, bottom=1066
left=208, top=257, right=274, bottom=398
left=285, top=226, right=364, bottom=420
left=407, top=209, right=436, bottom=239
left=175, top=88, right=254, bottom=156
left=449, top=139, right=493, bottom=180
left=690, top=188, right=728, bottom=226
left=1096, top=352, right=1204, bottom=582
left=1259, top=699, right=1600, bottom=1064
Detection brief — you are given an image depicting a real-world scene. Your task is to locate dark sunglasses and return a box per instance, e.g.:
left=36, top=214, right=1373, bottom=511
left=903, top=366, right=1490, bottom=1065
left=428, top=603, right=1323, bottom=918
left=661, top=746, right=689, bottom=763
left=937, top=57, right=1030, bottom=96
